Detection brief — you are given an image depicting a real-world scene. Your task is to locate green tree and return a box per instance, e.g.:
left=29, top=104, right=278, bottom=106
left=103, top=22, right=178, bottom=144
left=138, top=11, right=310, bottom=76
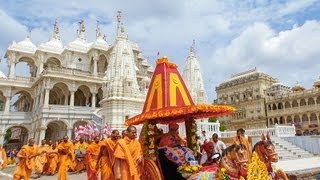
left=208, top=117, right=217, bottom=122
left=208, top=117, right=227, bottom=132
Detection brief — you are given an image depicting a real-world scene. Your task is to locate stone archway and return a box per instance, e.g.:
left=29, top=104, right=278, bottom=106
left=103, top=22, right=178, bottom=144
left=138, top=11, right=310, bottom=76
left=74, top=85, right=91, bottom=106
left=4, top=126, right=28, bottom=150
left=49, top=82, right=69, bottom=105
left=10, top=90, right=33, bottom=112
left=15, top=56, right=37, bottom=77
left=45, top=121, right=68, bottom=144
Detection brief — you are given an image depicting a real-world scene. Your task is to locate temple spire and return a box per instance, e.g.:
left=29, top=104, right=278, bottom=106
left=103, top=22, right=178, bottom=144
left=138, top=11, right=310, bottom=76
left=182, top=41, right=208, bottom=105
left=53, top=19, right=60, bottom=40
left=96, top=20, right=103, bottom=39
left=116, top=11, right=122, bottom=33
left=77, top=20, right=86, bottom=41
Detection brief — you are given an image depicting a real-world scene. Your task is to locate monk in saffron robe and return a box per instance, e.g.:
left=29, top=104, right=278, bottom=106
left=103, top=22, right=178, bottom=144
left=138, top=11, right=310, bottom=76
left=0, top=144, right=8, bottom=170
left=86, top=136, right=100, bottom=180
left=114, top=126, right=143, bottom=180
left=13, top=138, right=40, bottom=180
left=74, top=137, right=88, bottom=173
left=233, top=128, right=251, bottom=161
left=57, top=136, right=75, bottom=180
left=44, top=144, right=59, bottom=175
left=35, top=139, right=49, bottom=178
left=97, top=130, right=120, bottom=180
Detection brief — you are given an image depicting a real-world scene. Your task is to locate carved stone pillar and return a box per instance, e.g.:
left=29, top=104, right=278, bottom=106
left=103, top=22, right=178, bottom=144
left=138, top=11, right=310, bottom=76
left=39, top=128, right=47, bottom=143
left=0, top=133, right=5, bottom=145
left=64, top=94, right=69, bottom=105
left=38, top=62, right=44, bottom=76
left=93, top=58, right=98, bottom=77
left=44, top=88, right=50, bottom=107
left=91, top=93, right=96, bottom=108
left=8, top=62, right=16, bottom=78
left=70, top=91, right=75, bottom=107
left=67, top=128, right=73, bottom=139
left=39, top=90, right=44, bottom=107
left=4, top=96, right=11, bottom=114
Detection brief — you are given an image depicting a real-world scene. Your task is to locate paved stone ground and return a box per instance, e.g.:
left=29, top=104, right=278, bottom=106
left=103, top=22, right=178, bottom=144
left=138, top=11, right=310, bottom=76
left=1, top=157, right=320, bottom=179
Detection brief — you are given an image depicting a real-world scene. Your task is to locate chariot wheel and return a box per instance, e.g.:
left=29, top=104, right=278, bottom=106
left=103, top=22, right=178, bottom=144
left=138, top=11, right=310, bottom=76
left=141, top=158, right=162, bottom=180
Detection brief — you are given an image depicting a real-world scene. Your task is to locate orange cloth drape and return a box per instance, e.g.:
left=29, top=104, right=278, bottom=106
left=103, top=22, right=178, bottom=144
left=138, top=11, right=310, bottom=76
left=35, top=145, right=49, bottom=174
left=13, top=145, right=39, bottom=180
left=0, top=147, right=7, bottom=169
left=57, top=141, right=75, bottom=180
left=114, top=136, right=143, bottom=180
left=44, top=147, right=59, bottom=175
left=99, top=138, right=117, bottom=180
left=86, top=142, right=100, bottom=180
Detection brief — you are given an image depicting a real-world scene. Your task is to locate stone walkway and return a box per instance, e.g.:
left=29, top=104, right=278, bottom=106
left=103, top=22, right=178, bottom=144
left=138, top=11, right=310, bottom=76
left=1, top=157, right=320, bottom=179
left=275, top=156, right=320, bottom=172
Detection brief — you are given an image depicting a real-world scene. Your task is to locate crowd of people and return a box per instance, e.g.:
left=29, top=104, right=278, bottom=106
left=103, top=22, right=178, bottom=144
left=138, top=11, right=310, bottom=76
left=0, top=125, right=142, bottom=180
left=0, top=125, right=252, bottom=180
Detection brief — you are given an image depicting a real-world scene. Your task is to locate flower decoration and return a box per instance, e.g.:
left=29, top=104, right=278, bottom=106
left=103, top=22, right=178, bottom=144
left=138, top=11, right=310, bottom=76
left=247, top=152, right=269, bottom=180
left=177, top=164, right=202, bottom=175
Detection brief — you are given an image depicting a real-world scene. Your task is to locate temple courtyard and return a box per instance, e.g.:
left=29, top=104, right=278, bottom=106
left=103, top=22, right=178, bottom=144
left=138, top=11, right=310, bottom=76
left=1, top=156, right=320, bottom=179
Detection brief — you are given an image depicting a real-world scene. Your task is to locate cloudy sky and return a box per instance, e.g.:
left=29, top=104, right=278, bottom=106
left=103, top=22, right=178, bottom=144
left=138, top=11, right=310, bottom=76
left=0, top=0, right=320, bottom=101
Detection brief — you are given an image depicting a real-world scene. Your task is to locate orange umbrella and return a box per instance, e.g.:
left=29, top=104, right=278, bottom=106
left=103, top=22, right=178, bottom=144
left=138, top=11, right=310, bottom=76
left=124, top=57, right=235, bottom=126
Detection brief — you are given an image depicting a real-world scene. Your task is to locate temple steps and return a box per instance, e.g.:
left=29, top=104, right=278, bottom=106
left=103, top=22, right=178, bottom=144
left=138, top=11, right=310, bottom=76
left=271, top=137, right=314, bottom=161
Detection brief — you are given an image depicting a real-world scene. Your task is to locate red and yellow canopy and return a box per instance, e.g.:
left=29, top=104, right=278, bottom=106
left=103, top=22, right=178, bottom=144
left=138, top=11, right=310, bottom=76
left=124, top=57, right=235, bottom=125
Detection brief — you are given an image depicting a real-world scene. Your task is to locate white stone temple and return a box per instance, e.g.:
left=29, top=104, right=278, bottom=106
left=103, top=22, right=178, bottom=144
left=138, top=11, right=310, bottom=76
left=182, top=42, right=208, bottom=105
left=0, top=19, right=153, bottom=145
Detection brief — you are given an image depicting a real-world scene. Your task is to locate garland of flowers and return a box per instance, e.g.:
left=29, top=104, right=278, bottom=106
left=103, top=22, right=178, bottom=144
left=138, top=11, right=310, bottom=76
left=147, top=123, right=157, bottom=161
left=247, top=152, right=269, bottom=180
left=141, top=121, right=150, bottom=158
left=185, top=118, right=197, bottom=152
left=141, top=121, right=158, bottom=161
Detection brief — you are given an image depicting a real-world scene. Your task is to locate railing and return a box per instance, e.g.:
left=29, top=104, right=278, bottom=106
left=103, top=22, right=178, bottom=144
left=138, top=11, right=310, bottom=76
left=0, top=111, right=32, bottom=123
left=44, top=67, right=104, bottom=78
left=43, top=105, right=95, bottom=121
left=220, top=124, right=296, bottom=138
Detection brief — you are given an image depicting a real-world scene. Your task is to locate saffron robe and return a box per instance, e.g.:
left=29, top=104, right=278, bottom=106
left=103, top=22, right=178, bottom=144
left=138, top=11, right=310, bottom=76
left=86, top=141, right=100, bottom=180
left=57, top=141, right=75, bottom=180
left=44, top=147, right=59, bottom=175
left=99, top=138, right=117, bottom=180
left=114, top=136, right=143, bottom=180
left=35, top=144, right=50, bottom=174
left=74, top=142, right=88, bottom=173
left=13, top=145, right=39, bottom=180
left=0, top=147, right=7, bottom=169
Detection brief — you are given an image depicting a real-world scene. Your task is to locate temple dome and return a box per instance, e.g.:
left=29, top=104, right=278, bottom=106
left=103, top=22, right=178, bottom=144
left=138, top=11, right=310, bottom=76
left=292, top=82, right=305, bottom=92
left=8, top=37, right=37, bottom=54
left=313, top=76, right=320, bottom=88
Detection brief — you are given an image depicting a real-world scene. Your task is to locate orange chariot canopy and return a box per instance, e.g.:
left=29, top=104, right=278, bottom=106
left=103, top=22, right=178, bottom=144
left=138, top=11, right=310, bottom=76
left=124, top=56, right=235, bottom=126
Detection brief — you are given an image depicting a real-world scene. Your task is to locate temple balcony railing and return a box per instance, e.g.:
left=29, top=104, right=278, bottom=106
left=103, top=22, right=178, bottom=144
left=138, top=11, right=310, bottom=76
left=267, top=104, right=320, bottom=116
left=0, top=76, right=35, bottom=88
left=41, top=105, right=97, bottom=121
left=0, top=111, right=32, bottom=125
left=219, top=124, right=295, bottom=138
left=43, top=67, right=105, bottom=79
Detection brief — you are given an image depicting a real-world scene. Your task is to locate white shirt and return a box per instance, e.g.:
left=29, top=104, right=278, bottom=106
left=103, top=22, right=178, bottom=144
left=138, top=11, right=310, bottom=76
left=199, top=134, right=207, bottom=145
left=213, top=140, right=226, bottom=155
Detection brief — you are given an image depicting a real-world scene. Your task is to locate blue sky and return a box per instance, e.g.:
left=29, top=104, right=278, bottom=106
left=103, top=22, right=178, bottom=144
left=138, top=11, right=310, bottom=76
left=1, top=0, right=320, bottom=101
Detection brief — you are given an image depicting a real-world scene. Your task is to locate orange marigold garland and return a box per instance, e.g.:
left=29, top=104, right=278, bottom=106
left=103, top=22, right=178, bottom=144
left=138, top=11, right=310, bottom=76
left=185, top=118, right=197, bottom=151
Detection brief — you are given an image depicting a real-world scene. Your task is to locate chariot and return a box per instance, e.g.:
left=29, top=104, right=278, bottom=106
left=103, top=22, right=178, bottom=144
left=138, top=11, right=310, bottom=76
left=124, top=57, right=235, bottom=179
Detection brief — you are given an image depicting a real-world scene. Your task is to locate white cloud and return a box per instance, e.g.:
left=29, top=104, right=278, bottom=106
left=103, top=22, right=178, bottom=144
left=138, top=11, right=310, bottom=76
left=208, top=20, right=320, bottom=94
left=0, top=0, right=320, bottom=100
